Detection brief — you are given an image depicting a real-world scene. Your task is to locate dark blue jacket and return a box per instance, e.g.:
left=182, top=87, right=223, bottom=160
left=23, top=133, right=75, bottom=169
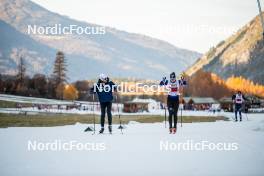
left=91, top=80, right=116, bottom=103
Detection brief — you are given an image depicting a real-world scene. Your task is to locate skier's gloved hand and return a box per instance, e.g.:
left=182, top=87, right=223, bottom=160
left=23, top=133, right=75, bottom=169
left=180, top=73, right=187, bottom=86
left=89, top=87, right=96, bottom=94
left=180, top=76, right=184, bottom=80
left=180, top=73, right=186, bottom=80
left=160, top=77, right=168, bottom=86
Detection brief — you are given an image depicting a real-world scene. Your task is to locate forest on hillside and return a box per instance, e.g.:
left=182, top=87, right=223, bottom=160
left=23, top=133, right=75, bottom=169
left=1, top=51, right=264, bottom=102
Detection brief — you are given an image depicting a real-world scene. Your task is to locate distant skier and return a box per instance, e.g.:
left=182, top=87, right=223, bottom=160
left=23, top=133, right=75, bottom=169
left=160, top=72, right=187, bottom=134
left=232, top=90, right=246, bottom=122
left=91, top=74, right=116, bottom=134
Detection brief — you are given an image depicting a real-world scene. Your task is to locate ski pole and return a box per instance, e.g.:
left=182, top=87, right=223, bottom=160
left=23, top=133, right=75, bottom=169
left=116, top=95, right=123, bottom=134
left=244, top=104, right=249, bottom=121
left=232, top=104, right=236, bottom=121
left=245, top=111, right=249, bottom=121
left=181, top=106, right=183, bottom=127
left=180, top=87, right=183, bottom=127
left=164, top=104, right=167, bottom=128
left=92, top=94, right=96, bottom=135
left=179, top=73, right=186, bottom=127
left=84, top=93, right=96, bottom=133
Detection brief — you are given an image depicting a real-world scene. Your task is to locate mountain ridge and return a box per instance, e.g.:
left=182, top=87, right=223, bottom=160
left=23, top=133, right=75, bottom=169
left=0, top=0, right=201, bottom=81
left=186, top=13, right=264, bottom=84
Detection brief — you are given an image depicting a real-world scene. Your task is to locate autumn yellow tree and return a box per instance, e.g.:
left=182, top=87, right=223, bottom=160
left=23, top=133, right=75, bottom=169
left=185, top=70, right=264, bottom=99
left=63, top=84, right=79, bottom=100
left=185, top=70, right=232, bottom=99
left=55, top=83, right=65, bottom=100
left=226, top=76, right=264, bottom=97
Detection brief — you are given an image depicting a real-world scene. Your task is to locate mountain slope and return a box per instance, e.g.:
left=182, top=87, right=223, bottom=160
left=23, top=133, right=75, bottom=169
left=0, top=0, right=201, bottom=81
left=0, top=20, right=55, bottom=75
left=186, top=13, right=264, bottom=84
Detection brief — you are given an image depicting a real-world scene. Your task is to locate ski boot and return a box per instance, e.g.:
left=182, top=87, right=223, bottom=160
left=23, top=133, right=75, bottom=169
left=108, top=125, right=112, bottom=134
left=169, top=128, right=173, bottom=134
left=99, top=127, right=104, bottom=134
left=173, top=127, right=177, bottom=134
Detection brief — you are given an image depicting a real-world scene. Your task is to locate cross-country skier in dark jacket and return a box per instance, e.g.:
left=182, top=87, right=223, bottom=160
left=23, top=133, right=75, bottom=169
left=91, top=74, right=116, bottom=133
left=160, top=72, right=187, bottom=134
left=232, top=90, right=246, bottom=122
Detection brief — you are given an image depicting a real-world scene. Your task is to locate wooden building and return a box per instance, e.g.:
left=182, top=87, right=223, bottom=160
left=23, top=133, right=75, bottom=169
left=123, top=101, right=149, bottom=113
left=219, top=97, right=233, bottom=112
left=219, top=96, right=254, bottom=112
left=182, top=97, right=218, bottom=110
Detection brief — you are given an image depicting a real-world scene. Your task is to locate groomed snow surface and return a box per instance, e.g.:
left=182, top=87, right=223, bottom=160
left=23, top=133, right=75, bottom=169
left=0, top=113, right=264, bottom=176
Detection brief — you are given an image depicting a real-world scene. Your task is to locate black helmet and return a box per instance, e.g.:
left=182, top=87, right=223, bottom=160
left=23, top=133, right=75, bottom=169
left=170, top=72, right=176, bottom=79
left=170, top=72, right=176, bottom=82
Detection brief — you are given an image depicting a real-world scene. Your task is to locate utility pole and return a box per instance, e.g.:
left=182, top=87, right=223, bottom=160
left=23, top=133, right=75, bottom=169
left=257, top=0, right=264, bottom=37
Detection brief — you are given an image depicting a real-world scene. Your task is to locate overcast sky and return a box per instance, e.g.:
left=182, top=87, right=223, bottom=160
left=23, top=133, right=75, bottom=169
left=32, top=0, right=259, bottom=53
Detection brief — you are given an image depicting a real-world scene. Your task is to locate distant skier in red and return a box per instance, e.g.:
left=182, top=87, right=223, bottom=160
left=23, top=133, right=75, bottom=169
left=160, top=72, right=187, bottom=134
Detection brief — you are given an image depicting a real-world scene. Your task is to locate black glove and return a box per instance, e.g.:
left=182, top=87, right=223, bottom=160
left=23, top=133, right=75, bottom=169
left=89, top=87, right=96, bottom=94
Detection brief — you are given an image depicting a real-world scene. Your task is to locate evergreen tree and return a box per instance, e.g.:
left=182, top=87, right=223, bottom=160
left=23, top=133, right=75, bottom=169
left=52, top=51, right=67, bottom=99
left=16, top=56, right=26, bottom=86
left=15, top=56, right=28, bottom=95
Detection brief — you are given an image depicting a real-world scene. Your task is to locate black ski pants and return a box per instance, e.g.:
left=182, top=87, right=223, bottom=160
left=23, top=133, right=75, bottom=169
left=235, top=104, right=242, bottom=120
left=100, top=102, right=112, bottom=128
left=167, top=96, right=179, bottom=128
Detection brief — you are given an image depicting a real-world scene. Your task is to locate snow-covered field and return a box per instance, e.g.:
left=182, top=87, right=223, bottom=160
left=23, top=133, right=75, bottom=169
left=0, top=113, right=264, bottom=176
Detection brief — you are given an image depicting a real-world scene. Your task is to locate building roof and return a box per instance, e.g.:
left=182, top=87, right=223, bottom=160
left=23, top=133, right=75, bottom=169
left=260, top=99, right=264, bottom=103
left=124, top=101, right=149, bottom=105
left=131, top=98, right=157, bottom=103
left=0, top=94, right=75, bottom=105
left=124, top=98, right=158, bottom=105
left=219, top=97, right=233, bottom=103
left=183, top=97, right=192, bottom=103
left=183, top=97, right=218, bottom=104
